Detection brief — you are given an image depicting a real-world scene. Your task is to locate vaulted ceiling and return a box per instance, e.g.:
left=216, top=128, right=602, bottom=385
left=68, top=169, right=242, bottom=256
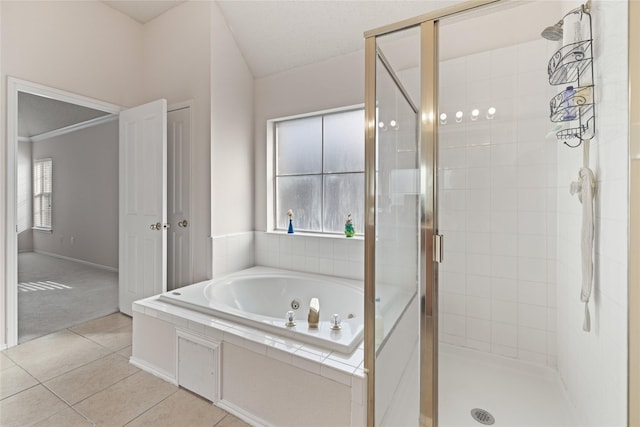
left=22, top=0, right=557, bottom=135
left=215, top=1, right=458, bottom=77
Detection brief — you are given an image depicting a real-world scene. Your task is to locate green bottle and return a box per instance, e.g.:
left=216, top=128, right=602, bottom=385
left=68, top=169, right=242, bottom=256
left=344, top=214, right=355, bottom=237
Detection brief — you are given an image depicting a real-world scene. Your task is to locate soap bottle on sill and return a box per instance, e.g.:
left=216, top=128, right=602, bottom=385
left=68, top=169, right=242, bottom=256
left=344, top=213, right=355, bottom=237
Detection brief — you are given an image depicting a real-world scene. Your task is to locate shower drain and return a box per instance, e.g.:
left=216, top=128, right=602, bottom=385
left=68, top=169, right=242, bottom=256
left=470, top=408, right=495, bottom=425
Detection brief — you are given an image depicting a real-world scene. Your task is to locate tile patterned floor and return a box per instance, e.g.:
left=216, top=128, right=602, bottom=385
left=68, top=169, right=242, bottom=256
left=0, top=313, right=250, bottom=427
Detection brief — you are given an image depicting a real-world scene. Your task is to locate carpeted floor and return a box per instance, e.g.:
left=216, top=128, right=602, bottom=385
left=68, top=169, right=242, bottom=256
left=18, top=252, right=118, bottom=343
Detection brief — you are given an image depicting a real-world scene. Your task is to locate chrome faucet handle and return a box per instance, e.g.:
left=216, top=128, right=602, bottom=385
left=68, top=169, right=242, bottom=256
left=330, top=313, right=342, bottom=330
left=285, top=310, right=296, bottom=327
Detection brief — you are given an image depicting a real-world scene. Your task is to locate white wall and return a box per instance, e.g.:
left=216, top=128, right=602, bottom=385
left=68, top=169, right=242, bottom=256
left=210, top=1, right=254, bottom=237
left=0, top=1, right=144, bottom=107
left=208, top=1, right=256, bottom=278
left=141, top=0, right=215, bottom=282
left=1, top=0, right=144, bottom=347
left=437, top=40, right=559, bottom=366
left=249, top=50, right=366, bottom=281
left=556, top=1, right=628, bottom=425
left=31, top=119, right=119, bottom=270
left=254, top=50, right=364, bottom=232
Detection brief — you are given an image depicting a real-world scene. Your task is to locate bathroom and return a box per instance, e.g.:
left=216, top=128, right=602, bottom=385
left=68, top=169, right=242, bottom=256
left=1, top=0, right=637, bottom=426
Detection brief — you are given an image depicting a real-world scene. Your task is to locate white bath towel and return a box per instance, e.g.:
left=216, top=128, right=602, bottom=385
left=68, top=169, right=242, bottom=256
left=579, top=167, right=595, bottom=332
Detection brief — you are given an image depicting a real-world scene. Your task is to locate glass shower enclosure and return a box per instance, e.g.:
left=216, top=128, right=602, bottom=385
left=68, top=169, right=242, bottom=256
left=364, top=19, right=438, bottom=426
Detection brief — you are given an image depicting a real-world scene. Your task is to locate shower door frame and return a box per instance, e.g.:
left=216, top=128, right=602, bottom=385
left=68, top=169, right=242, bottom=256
left=363, top=1, right=500, bottom=426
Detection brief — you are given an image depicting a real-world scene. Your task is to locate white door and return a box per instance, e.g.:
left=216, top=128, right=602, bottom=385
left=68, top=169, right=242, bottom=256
left=119, top=99, right=167, bottom=316
left=167, top=107, right=192, bottom=290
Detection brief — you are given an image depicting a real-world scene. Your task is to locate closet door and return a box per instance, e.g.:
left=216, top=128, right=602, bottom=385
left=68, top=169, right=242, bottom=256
left=119, top=99, right=167, bottom=315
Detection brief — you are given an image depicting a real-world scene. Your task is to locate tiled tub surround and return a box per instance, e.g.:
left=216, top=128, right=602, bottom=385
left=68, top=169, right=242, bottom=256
left=254, top=232, right=365, bottom=281
left=211, top=232, right=255, bottom=279
left=132, top=292, right=366, bottom=426
left=158, top=267, right=364, bottom=353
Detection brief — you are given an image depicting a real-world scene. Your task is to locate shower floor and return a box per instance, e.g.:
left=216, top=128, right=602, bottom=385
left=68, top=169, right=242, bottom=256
left=438, top=344, right=578, bottom=427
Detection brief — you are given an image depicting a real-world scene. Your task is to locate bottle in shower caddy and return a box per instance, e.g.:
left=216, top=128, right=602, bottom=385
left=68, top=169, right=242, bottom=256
left=563, top=86, right=577, bottom=121
left=375, top=297, right=384, bottom=344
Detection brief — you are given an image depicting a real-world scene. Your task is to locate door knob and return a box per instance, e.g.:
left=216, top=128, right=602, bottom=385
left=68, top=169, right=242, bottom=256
left=178, top=220, right=189, bottom=228
left=150, top=223, right=162, bottom=230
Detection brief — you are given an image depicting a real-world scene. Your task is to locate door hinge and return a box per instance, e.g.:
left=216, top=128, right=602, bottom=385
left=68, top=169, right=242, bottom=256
left=433, top=234, right=444, bottom=263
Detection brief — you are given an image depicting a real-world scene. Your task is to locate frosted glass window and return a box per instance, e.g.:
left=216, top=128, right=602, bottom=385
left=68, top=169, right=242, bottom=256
left=276, top=176, right=322, bottom=231
left=276, top=116, right=322, bottom=175
left=274, top=108, right=364, bottom=234
left=323, top=174, right=364, bottom=234
left=324, top=109, right=365, bottom=173
left=33, top=158, right=52, bottom=230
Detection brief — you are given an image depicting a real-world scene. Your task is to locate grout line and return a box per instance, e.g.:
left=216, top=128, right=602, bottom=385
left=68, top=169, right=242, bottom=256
left=40, top=381, right=97, bottom=427
left=0, top=382, right=40, bottom=402
left=121, top=387, right=181, bottom=426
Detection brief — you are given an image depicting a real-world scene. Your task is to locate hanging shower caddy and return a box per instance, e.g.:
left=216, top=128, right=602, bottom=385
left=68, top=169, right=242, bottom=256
left=547, top=2, right=595, bottom=148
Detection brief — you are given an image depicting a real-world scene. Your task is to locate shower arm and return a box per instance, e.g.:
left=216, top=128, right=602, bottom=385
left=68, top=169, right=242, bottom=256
left=564, top=0, right=591, bottom=21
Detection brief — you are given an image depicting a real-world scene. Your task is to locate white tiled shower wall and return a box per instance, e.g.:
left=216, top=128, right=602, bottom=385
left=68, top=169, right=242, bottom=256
left=437, top=39, right=559, bottom=366
left=556, top=1, right=628, bottom=425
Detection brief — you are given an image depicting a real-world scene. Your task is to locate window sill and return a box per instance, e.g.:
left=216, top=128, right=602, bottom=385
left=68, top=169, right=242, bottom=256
left=32, top=227, right=52, bottom=233
left=264, top=230, right=363, bottom=241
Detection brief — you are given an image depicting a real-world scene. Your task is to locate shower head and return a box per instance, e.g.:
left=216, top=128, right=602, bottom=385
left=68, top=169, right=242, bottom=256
left=541, top=1, right=591, bottom=41
left=541, top=20, right=564, bottom=41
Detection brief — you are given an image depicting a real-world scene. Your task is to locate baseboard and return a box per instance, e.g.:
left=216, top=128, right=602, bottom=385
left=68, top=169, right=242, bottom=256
left=216, top=399, right=270, bottom=427
left=129, top=357, right=178, bottom=385
left=33, top=250, right=118, bottom=273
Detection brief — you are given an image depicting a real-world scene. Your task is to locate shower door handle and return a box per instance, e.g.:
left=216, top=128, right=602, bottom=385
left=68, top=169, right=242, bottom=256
left=433, top=234, right=444, bottom=263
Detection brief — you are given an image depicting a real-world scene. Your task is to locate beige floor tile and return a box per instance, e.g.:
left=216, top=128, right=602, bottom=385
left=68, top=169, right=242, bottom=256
left=0, top=384, right=68, bottom=427
left=32, top=406, right=93, bottom=427
left=215, top=415, right=252, bottom=427
left=118, top=345, right=133, bottom=358
left=4, top=330, right=111, bottom=382
left=0, top=364, right=38, bottom=400
left=81, top=324, right=132, bottom=351
left=126, top=389, right=227, bottom=427
left=74, top=370, right=178, bottom=426
left=70, top=313, right=132, bottom=336
left=44, top=353, right=139, bottom=404
left=0, top=352, right=17, bottom=371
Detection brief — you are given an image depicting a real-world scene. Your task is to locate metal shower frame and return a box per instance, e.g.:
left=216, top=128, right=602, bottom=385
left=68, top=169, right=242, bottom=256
left=364, top=1, right=638, bottom=426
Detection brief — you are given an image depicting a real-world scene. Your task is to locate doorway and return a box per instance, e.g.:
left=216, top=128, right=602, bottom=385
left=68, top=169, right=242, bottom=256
left=6, top=79, right=193, bottom=346
left=6, top=79, right=122, bottom=346
left=16, top=91, right=120, bottom=343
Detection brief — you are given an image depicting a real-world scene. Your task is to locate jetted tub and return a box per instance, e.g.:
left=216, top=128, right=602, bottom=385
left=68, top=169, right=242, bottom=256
left=158, top=267, right=364, bottom=353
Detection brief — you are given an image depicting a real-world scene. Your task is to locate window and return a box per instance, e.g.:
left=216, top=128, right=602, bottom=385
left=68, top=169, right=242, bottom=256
left=33, top=158, right=52, bottom=230
left=274, top=108, right=364, bottom=234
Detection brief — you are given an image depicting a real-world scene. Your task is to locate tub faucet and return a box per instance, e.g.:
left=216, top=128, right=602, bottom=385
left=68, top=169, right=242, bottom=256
left=308, top=298, right=320, bottom=328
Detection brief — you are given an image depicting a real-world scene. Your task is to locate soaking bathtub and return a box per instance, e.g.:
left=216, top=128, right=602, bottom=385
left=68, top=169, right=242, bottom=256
left=131, top=267, right=367, bottom=426
left=157, top=267, right=364, bottom=353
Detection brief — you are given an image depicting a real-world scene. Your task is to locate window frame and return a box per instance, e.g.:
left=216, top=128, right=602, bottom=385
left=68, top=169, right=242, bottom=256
left=269, top=105, right=365, bottom=236
left=33, top=157, right=53, bottom=232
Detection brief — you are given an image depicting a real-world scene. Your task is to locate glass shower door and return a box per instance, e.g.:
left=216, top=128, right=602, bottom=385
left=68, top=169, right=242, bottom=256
left=365, top=29, right=422, bottom=426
